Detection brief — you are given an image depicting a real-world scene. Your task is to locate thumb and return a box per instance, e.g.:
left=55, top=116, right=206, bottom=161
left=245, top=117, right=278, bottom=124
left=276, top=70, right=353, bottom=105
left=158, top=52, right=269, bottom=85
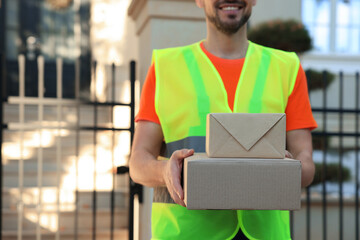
left=181, top=148, right=194, bottom=158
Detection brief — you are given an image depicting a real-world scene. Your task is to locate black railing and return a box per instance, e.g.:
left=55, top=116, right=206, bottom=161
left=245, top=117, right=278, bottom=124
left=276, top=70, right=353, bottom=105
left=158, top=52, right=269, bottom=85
left=129, top=61, right=143, bottom=240
left=114, top=60, right=143, bottom=240
left=85, top=60, right=142, bottom=240
left=356, top=72, right=360, bottom=240
left=1, top=59, right=359, bottom=240
left=0, top=57, right=140, bottom=240
left=0, top=52, right=3, bottom=240
left=60, top=60, right=139, bottom=240
left=304, top=70, right=360, bottom=240
left=0, top=0, right=4, bottom=236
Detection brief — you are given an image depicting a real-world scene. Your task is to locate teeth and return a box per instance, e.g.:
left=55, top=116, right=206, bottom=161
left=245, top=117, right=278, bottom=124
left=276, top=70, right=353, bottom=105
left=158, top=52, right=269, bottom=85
left=222, top=6, right=239, bottom=10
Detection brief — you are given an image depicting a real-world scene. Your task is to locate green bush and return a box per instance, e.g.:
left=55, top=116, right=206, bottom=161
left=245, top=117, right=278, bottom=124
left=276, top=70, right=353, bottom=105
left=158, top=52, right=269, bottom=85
left=306, top=69, right=336, bottom=91
left=248, top=19, right=312, bottom=54
left=312, top=135, right=330, bottom=150
left=311, top=162, right=351, bottom=186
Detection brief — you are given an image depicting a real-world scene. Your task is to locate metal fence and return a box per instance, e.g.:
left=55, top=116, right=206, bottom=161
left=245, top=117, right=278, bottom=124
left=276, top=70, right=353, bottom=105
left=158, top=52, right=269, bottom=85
left=1, top=54, right=360, bottom=240
left=0, top=55, right=137, bottom=240
left=292, top=70, right=360, bottom=240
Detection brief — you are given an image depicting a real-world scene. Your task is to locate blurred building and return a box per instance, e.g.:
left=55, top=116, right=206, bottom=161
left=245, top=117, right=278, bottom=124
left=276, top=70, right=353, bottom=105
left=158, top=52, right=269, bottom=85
left=129, top=1, right=360, bottom=240
left=1, top=0, right=360, bottom=240
left=1, top=0, right=137, bottom=239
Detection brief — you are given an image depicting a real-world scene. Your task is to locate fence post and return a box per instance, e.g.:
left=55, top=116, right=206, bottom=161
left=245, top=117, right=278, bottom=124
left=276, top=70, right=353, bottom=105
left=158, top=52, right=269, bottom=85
left=129, top=60, right=136, bottom=240
left=322, top=70, right=328, bottom=240
left=110, top=63, right=116, bottom=240
left=339, top=72, right=344, bottom=240
left=92, top=61, right=97, bottom=240
left=128, top=60, right=143, bottom=240
left=0, top=1, right=4, bottom=237
left=305, top=69, right=312, bottom=240
left=0, top=51, right=3, bottom=240
left=355, top=72, right=359, bottom=240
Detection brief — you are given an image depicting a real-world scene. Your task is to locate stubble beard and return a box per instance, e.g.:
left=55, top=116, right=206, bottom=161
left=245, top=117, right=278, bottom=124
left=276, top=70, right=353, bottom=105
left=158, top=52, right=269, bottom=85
left=207, top=11, right=251, bottom=36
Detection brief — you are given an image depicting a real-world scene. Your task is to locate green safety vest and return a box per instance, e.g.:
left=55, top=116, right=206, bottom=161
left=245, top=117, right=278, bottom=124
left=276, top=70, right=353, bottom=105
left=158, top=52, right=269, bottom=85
left=152, top=41, right=299, bottom=240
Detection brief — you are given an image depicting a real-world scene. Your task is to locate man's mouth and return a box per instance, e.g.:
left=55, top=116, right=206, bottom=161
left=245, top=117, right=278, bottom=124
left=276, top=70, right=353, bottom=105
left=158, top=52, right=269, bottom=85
left=218, top=2, right=245, bottom=11
left=220, top=6, right=241, bottom=10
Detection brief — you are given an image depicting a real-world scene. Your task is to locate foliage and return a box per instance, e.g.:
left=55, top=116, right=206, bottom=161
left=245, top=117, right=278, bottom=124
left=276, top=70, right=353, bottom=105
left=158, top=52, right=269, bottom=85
left=305, top=69, right=336, bottom=91
left=248, top=19, right=312, bottom=54
left=248, top=19, right=335, bottom=91
left=312, top=135, right=330, bottom=150
left=311, top=163, right=351, bottom=186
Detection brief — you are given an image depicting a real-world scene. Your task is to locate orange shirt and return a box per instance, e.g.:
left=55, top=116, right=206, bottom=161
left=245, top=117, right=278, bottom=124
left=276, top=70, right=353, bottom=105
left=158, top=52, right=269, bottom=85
left=136, top=42, right=317, bottom=131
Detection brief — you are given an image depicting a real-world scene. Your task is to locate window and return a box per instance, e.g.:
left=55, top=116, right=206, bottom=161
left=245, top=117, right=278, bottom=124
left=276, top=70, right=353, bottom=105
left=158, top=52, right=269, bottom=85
left=302, top=0, right=360, bottom=54
left=40, top=1, right=77, bottom=60
left=3, top=0, right=91, bottom=98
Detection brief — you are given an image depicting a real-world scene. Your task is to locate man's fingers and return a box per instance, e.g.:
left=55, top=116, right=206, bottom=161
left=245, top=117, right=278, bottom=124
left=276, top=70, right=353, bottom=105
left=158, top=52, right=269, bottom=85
left=172, top=176, right=184, bottom=200
left=170, top=149, right=191, bottom=199
left=285, top=150, right=294, bottom=159
left=167, top=168, right=185, bottom=206
left=170, top=190, right=186, bottom=207
left=183, top=148, right=194, bottom=157
left=173, top=149, right=194, bottom=160
left=168, top=179, right=185, bottom=207
left=166, top=148, right=194, bottom=207
left=177, top=198, right=186, bottom=207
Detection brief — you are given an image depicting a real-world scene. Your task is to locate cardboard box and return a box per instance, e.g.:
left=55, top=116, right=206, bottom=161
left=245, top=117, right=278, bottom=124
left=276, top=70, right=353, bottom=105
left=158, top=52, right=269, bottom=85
left=183, top=154, right=301, bottom=210
left=206, top=113, right=286, bottom=158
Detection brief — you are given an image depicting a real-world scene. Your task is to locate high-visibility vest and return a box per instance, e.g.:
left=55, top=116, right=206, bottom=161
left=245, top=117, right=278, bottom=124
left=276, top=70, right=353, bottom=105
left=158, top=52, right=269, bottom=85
left=152, top=41, right=299, bottom=240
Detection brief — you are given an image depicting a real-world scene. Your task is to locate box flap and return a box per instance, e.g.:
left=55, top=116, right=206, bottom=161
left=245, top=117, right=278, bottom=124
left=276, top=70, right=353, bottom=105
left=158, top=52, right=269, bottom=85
left=211, top=113, right=285, bottom=151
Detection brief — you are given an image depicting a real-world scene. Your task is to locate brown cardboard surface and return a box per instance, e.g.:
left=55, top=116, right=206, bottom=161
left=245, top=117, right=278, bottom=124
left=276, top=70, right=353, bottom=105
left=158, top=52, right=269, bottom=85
left=184, top=153, right=301, bottom=210
left=206, top=113, right=286, bottom=158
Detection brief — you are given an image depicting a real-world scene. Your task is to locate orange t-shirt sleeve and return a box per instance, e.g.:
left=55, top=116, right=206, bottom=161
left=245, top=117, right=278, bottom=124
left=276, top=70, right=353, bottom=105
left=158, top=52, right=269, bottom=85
left=285, top=65, right=318, bottom=131
left=135, top=63, right=160, bottom=124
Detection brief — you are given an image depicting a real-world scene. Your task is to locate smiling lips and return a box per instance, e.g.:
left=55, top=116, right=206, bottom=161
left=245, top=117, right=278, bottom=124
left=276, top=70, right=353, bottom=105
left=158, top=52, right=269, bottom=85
left=221, top=6, right=240, bottom=10
left=218, top=2, right=245, bottom=11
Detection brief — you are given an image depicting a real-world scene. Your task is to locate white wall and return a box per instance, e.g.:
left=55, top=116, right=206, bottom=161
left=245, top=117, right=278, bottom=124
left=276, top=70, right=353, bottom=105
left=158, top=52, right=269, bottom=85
left=130, top=0, right=206, bottom=86
left=91, top=0, right=138, bottom=65
left=251, top=0, right=302, bottom=26
left=90, top=0, right=139, bottom=103
left=128, top=1, right=206, bottom=239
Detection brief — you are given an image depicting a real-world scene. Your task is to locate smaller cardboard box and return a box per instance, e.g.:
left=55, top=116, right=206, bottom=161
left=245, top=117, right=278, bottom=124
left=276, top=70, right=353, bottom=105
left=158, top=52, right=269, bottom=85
left=184, top=154, right=301, bottom=210
left=206, top=113, right=286, bottom=158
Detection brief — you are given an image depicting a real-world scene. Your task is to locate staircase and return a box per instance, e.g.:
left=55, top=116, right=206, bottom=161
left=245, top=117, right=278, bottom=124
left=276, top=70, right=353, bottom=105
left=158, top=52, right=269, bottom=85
left=2, top=102, right=131, bottom=240
left=2, top=189, right=129, bottom=240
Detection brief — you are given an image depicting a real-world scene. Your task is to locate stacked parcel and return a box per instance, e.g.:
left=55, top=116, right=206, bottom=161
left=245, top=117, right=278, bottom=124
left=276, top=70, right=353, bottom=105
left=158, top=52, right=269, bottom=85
left=184, top=113, right=301, bottom=210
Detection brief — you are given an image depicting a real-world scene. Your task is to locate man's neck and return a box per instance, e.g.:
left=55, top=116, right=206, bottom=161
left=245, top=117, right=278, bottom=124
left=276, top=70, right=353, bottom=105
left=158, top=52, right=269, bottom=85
left=203, top=24, right=249, bottom=59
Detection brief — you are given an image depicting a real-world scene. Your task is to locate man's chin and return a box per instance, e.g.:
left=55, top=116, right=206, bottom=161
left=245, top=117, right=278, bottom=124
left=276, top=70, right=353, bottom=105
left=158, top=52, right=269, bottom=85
left=217, top=22, right=245, bottom=35
left=218, top=27, right=241, bottom=35
left=207, top=14, right=249, bottom=35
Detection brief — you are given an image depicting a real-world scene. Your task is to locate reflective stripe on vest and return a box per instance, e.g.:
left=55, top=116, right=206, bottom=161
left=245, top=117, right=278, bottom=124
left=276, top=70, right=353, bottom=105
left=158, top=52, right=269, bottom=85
left=152, top=41, right=298, bottom=240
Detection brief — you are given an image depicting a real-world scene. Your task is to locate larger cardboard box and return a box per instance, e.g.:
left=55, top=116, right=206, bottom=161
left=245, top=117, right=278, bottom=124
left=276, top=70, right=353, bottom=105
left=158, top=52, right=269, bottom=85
left=206, top=113, right=286, bottom=158
left=183, top=154, right=301, bottom=210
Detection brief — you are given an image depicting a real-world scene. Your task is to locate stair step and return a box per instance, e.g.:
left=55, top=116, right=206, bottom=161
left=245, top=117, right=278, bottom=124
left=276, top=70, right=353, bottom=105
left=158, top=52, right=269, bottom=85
left=2, top=229, right=128, bottom=240
left=4, top=162, right=68, bottom=172
left=2, top=188, right=129, bottom=210
left=3, top=209, right=128, bottom=231
left=2, top=172, right=129, bottom=189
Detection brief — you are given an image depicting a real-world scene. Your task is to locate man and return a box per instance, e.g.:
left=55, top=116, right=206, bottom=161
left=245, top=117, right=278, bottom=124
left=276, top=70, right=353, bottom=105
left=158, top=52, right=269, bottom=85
left=130, top=0, right=317, bottom=239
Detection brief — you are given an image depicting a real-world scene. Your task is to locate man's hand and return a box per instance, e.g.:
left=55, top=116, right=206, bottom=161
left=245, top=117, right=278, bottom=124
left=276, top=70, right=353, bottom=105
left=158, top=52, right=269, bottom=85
left=129, top=121, right=196, bottom=206
left=163, top=149, right=194, bottom=207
